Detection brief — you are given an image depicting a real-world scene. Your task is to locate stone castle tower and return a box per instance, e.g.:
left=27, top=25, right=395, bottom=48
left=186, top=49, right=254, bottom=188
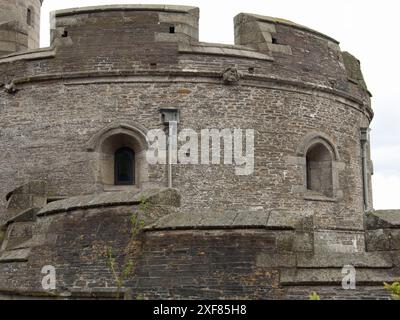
left=0, top=0, right=42, bottom=56
left=0, top=3, right=399, bottom=300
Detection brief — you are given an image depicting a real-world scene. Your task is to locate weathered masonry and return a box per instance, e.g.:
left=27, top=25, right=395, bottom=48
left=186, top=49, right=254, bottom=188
left=0, top=3, right=399, bottom=300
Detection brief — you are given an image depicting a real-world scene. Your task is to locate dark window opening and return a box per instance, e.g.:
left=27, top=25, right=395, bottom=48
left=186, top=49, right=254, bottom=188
left=169, top=26, right=175, bottom=34
left=272, top=37, right=278, bottom=44
left=248, top=67, right=255, bottom=74
left=27, top=8, right=32, bottom=26
left=61, top=30, right=68, bottom=38
left=114, top=147, right=135, bottom=185
left=306, top=143, right=333, bottom=197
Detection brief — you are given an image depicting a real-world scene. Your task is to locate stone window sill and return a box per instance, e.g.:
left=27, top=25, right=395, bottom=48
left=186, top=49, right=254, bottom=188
left=303, top=193, right=337, bottom=203
left=103, top=185, right=140, bottom=193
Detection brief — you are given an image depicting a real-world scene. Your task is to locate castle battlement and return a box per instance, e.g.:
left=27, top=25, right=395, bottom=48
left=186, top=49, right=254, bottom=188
left=0, top=5, right=371, bottom=114
left=50, top=5, right=199, bottom=46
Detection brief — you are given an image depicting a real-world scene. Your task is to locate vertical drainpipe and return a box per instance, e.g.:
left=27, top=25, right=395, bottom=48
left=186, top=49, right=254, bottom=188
left=168, top=121, right=178, bottom=188
left=160, top=109, right=179, bottom=189
left=167, top=129, right=173, bottom=189
left=360, top=128, right=370, bottom=212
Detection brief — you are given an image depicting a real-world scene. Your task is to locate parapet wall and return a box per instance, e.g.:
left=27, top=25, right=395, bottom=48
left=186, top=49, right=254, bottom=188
left=51, top=5, right=199, bottom=47
left=0, top=185, right=398, bottom=299
left=0, top=6, right=371, bottom=106
left=234, top=13, right=370, bottom=96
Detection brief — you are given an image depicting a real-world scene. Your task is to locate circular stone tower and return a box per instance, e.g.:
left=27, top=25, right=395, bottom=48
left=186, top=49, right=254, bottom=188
left=0, top=5, right=396, bottom=300
left=0, top=0, right=43, bottom=56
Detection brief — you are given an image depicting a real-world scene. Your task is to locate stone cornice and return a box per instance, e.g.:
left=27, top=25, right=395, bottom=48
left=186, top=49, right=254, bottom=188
left=4, top=69, right=373, bottom=120
left=54, top=4, right=199, bottom=17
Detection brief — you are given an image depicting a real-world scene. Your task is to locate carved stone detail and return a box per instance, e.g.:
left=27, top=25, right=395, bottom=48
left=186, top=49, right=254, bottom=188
left=4, top=82, right=18, bottom=94
left=222, top=66, right=241, bottom=84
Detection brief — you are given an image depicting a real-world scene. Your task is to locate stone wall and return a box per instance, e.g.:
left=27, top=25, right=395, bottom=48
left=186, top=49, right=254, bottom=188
left=0, top=191, right=397, bottom=299
left=0, top=7, right=374, bottom=252
left=0, top=5, right=388, bottom=299
left=0, top=81, right=369, bottom=232
left=366, top=210, right=400, bottom=265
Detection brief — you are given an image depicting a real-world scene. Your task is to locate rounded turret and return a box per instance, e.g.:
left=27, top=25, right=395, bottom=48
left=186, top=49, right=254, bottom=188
left=0, top=0, right=42, bottom=56
left=0, top=5, right=392, bottom=300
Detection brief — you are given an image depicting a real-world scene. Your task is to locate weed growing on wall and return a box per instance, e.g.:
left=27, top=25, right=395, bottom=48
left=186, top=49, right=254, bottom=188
left=384, top=281, right=400, bottom=300
left=106, top=197, right=148, bottom=299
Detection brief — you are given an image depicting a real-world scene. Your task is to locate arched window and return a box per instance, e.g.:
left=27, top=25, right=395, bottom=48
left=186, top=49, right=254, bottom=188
left=27, top=8, right=33, bottom=26
left=306, top=143, right=333, bottom=197
left=114, top=147, right=135, bottom=185
left=87, top=123, right=151, bottom=190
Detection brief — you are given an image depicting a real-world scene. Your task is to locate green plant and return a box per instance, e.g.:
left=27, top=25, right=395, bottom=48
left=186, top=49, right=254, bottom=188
left=384, top=281, right=400, bottom=300
left=309, top=292, right=321, bottom=300
left=106, top=247, right=132, bottom=299
left=106, top=198, right=148, bottom=299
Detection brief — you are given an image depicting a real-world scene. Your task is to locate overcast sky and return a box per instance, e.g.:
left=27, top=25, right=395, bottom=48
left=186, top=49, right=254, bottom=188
left=39, top=0, right=400, bottom=210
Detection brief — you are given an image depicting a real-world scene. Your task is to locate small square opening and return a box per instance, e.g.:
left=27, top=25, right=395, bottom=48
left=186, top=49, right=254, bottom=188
left=272, top=37, right=278, bottom=44
left=169, top=26, right=175, bottom=34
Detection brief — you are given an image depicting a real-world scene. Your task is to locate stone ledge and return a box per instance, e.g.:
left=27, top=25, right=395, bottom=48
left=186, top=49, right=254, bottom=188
left=303, top=194, right=337, bottom=202
left=146, top=208, right=317, bottom=231
left=0, top=47, right=55, bottom=64
left=145, top=210, right=278, bottom=230
left=281, top=268, right=399, bottom=286
left=0, top=248, right=31, bottom=263
left=37, top=188, right=180, bottom=217
left=179, top=43, right=274, bottom=61
left=54, top=5, right=199, bottom=17
left=145, top=210, right=313, bottom=231
left=367, top=210, right=400, bottom=229
left=7, top=70, right=368, bottom=114
left=256, top=252, right=393, bottom=270
left=297, top=252, right=393, bottom=269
